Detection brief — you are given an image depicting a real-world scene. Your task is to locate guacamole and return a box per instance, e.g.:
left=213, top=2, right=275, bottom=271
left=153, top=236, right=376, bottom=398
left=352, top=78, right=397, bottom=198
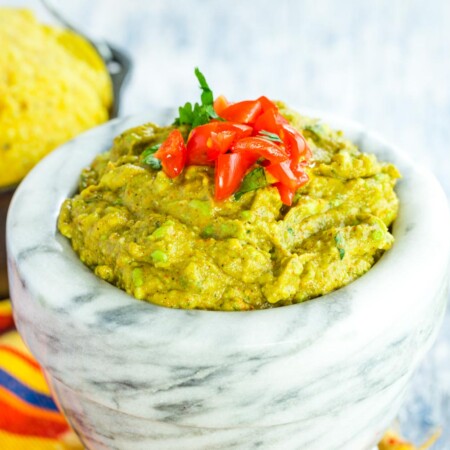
left=58, top=105, right=400, bottom=311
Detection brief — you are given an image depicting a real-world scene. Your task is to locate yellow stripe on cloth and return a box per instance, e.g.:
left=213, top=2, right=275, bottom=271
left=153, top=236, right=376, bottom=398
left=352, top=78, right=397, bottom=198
left=0, top=300, right=12, bottom=315
left=0, top=330, right=34, bottom=358
left=0, top=429, right=83, bottom=450
left=0, top=329, right=51, bottom=395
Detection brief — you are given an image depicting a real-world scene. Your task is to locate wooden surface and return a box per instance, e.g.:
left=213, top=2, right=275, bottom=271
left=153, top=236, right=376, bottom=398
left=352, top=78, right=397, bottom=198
left=5, top=0, right=450, bottom=447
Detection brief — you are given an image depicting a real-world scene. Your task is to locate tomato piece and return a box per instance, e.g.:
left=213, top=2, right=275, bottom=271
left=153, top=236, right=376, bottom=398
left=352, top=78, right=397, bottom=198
left=254, top=108, right=288, bottom=134
left=280, top=124, right=311, bottom=162
left=215, top=153, right=254, bottom=201
left=186, top=123, right=220, bottom=165
left=219, top=100, right=263, bottom=124
left=232, top=137, right=289, bottom=163
left=257, top=96, right=278, bottom=113
left=240, top=151, right=260, bottom=169
left=212, top=130, right=236, bottom=153
left=293, top=169, right=309, bottom=187
left=207, top=130, right=236, bottom=160
left=214, top=95, right=230, bottom=116
left=187, top=122, right=252, bottom=165
left=266, top=160, right=299, bottom=190
left=275, top=182, right=296, bottom=206
left=224, top=123, right=253, bottom=136
left=186, top=123, right=217, bottom=165
left=154, top=129, right=187, bottom=178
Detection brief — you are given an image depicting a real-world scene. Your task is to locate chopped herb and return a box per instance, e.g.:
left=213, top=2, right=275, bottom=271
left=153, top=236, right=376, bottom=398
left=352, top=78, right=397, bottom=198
left=259, top=130, right=283, bottom=143
left=234, top=167, right=268, bottom=200
left=287, top=227, right=295, bottom=236
left=201, top=224, right=215, bottom=238
left=141, top=144, right=162, bottom=170
left=195, top=67, right=214, bottom=105
left=174, top=68, right=221, bottom=128
left=177, top=102, right=194, bottom=125
left=204, top=104, right=218, bottom=117
left=334, top=233, right=344, bottom=246
left=334, top=233, right=346, bottom=260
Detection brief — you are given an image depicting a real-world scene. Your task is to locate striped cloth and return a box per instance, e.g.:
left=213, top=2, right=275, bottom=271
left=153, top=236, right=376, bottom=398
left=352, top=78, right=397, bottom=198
left=0, top=298, right=433, bottom=450
left=0, top=299, right=82, bottom=449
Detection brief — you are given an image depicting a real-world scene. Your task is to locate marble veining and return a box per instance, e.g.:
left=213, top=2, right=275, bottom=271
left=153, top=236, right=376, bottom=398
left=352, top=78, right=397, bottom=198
left=7, top=110, right=450, bottom=449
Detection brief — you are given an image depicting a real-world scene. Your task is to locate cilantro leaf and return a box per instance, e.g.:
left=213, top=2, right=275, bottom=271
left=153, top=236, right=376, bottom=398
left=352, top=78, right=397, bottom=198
left=173, top=68, right=221, bottom=128
left=195, top=67, right=214, bottom=105
left=204, top=104, right=220, bottom=120
left=259, top=130, right=283, bottom=143
left=177, top=103, right=194, bottom=125
left=141, top=144, right=162, bottom=170
left=192, top=103, right=210, bottom=128
left=234, top=167, right=268, bottom=200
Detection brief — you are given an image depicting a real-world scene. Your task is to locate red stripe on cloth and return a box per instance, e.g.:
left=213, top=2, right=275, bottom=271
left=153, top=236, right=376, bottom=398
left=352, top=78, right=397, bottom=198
left=0, top=395, right=69, bottom=438
left=0, top=315, right=14, bottom=332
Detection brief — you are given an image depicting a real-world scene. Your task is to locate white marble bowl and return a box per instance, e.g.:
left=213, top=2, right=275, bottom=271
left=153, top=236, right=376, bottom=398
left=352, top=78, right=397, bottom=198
left=7, top=109, right=450, bottom=450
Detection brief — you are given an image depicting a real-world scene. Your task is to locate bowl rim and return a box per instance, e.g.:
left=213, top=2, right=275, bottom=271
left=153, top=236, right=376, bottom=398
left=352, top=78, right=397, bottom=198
left=6, top=108, right=450, bottom=348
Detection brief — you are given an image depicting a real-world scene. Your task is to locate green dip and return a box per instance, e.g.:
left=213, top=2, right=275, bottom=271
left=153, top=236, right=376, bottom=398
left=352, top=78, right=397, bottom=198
left=58, top=105, right=400, bottom=310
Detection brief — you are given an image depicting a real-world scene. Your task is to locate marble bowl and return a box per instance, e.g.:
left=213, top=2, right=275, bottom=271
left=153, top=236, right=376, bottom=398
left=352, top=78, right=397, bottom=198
left=7, top=109, right=450, bottom=450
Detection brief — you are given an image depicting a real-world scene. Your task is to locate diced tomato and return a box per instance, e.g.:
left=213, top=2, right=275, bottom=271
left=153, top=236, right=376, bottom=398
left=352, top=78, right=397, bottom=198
left=207, top=130, right=236, bottom=160
left=187, top=122, right=252, bottom=165
left=154, top=129, right=187, bottom=178
left=214, top=95, right=230, bottom=116
left=257, top=96, right=279, bottom=113
left=219, top=100, right=263, bottom=124
left=266, top=160, right=300, bottom=190
left=280, top=124, right=312, bottom=162
left=187, top=124, right=216, bottom=165
left=239, top=151, right=260, bottom=169
left=292, top=168, right=309, bottom=187
left=232, top=137, right=289, bottom=163
left=275, top=182, right=296, bottom=206
left=215, top=153, right=254, bottom=201
left=212, top=130, right=236, bottom=153
left=290, top=158, right=311, bottom=181
left=254, top=108, right=289, bottom=134
left=159, top=83, right=313, bottom=203
left=225, top=123, right=253, bottom=136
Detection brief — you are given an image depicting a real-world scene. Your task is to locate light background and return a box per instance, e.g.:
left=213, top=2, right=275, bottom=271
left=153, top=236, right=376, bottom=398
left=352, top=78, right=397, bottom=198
left=4, top=0, right=450, bottom=447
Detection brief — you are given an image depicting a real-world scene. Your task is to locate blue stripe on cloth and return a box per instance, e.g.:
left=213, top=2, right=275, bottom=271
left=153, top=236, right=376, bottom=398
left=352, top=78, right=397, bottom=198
left=0, top=368, right=58, bottom=411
